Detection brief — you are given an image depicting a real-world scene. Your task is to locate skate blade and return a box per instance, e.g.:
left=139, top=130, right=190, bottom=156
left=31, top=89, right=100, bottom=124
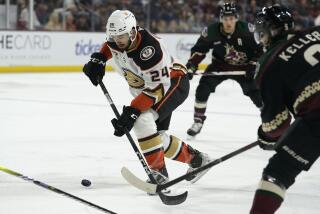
left=188, top=168, right=211, bottom=184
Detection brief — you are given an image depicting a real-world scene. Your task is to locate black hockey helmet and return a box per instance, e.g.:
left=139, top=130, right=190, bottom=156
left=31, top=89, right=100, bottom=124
left=254, top=5, right=294, bottom=46
left=220, top=2, right=238, bottom=19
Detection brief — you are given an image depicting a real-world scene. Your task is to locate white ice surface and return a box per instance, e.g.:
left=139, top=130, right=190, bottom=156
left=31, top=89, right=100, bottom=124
left=0, top=72, right=319, bottom=214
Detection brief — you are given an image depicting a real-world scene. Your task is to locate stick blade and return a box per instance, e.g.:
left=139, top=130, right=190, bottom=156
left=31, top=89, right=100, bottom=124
left=121, top=167, right=188, bottom=205
left=121, top=167, right=157, bottom=194
left=158, top=191, right=188, bottom=205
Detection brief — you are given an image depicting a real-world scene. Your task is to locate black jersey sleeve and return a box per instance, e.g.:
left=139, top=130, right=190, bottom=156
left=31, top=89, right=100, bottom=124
left=188, top=26, right=214, bottom=67
left=259, top=64, right=292, bottom=140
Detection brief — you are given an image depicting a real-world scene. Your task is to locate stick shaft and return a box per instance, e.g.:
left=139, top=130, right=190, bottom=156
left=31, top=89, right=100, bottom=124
left=158, top=141, right=259, bottom=191
left=98, top=82, right=154, bottom=180
left=195, top=71, right=246, bottom=76
left=0, top=166, right=117, bottom=214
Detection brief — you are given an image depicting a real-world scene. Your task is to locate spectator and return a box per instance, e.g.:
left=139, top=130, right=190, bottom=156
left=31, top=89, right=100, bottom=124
left=4, top=0, right=320, bottom=32
left=74, top=11, right=90, bottom=31
left=17, top=0, right=41, bottom=30
left=35, top=2, right=50, bottom=25
left=44, top=10, right=63, bottom=30
left=64, top=12, right=76, bottom=31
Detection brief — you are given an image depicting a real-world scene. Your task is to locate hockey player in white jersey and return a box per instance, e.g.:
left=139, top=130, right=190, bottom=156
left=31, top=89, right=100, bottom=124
left=82, top=10, right=212, bottom=189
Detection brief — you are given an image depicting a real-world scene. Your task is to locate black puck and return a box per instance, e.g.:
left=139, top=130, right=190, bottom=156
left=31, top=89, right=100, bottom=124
left=81, top=179, right=91, bottom=187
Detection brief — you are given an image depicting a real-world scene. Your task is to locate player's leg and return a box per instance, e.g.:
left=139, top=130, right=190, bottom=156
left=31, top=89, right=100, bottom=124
left=187, top=75, right=225, bottom=136
left=154, top=75, right=213, bottom=183
left=157, top=116, right=212, bottom=183
left=250, top=116, right=320, bottom=214
left=136, top=70, right=190, bottom=175
left=236, top=76, right=263, bottom=108
left=157, top=115, right=195, bottom=165
left=133, top=110, right=169, bottom=188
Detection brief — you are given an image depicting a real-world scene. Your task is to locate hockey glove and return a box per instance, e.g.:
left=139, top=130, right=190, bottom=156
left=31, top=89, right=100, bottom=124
left=257, top=125, right=277, bottom=150
left=111, top=106, right=141, bottom=137
left=186, top=61, right=198, bottom=80
left=83, top=52, right=107, bottom=86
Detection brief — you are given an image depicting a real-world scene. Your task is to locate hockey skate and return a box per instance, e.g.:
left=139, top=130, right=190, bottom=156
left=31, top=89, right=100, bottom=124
left=186, top=151, right=212, bottom=184
left=146, top=168, right=170, bottom=196
left=187, top=120, right=203, bottom=137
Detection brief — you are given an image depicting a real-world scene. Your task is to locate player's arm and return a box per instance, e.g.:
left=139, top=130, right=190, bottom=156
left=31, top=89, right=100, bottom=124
left=111, top=64, right=171, bottom=137
left=247, top=33, right=264, bottom=63
left=131, top=65, right=171, bottom=112
left=186, top=26, right=214, bottom=79
left=188, top=35, right=211, bottom=66
left=243, top=41, right=263, bottom=80
left=82, top=42, right=113, bottom=86
left=257, top=68, right=292, bottom=150
left=243, top=21, right=264, bottom=61
left=100, top=42, right=113, bottom=60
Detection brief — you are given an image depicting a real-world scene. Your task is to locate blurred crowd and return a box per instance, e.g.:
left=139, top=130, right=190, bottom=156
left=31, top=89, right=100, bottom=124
left=2, top=0, right=320, bottom=32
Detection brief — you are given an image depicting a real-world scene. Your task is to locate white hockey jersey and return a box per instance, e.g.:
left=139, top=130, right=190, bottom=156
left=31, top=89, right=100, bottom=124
left=100, top=28, right=186, bottom=112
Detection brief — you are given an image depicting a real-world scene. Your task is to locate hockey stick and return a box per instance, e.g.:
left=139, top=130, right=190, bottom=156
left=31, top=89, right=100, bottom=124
left=194, top=71, right=246, bottom=76
left=121, top=141, right=259, bottom=194
left=98, top=81, right=188, bottom=205
left=0, top=166, right=117, bottom=214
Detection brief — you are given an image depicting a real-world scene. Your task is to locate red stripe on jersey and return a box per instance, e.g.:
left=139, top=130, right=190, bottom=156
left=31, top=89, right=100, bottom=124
left=155, top=76, right=181, bottom=112
left=100, top=43, right=113, bottom=60
left=130, top=92, right=155, bottom=112
left=131, top=69, right=185, bottom=112
left=170, top=69, right=185, bottom=78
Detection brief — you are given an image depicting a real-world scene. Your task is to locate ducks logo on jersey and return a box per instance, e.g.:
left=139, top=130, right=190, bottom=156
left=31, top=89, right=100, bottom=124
left=122, top=68, right=145, bottom=89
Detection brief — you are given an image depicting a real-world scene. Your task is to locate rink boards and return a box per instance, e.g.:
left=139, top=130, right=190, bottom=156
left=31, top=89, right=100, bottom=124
left=0, top=31, right=210, bottom=73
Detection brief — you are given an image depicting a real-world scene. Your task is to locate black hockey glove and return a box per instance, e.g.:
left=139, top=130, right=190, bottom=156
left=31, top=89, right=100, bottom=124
left=186, top=61, right=198, bottom=80
left=83, top=52, right=107, bottom=86
left=257, top=126, right=277, bottom=150
left=111, top=106, right=141, bottom=137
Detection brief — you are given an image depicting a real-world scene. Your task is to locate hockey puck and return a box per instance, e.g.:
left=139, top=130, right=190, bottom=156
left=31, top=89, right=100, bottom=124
left=81, top=179, right=91, bottom=187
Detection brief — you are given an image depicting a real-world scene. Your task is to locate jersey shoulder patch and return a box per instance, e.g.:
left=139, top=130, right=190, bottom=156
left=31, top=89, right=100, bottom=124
left=140, top=46, right=156, bottom=61
left=128, top=29, right=163, bottom=71
left=201, top=27, right=208, bottom=38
